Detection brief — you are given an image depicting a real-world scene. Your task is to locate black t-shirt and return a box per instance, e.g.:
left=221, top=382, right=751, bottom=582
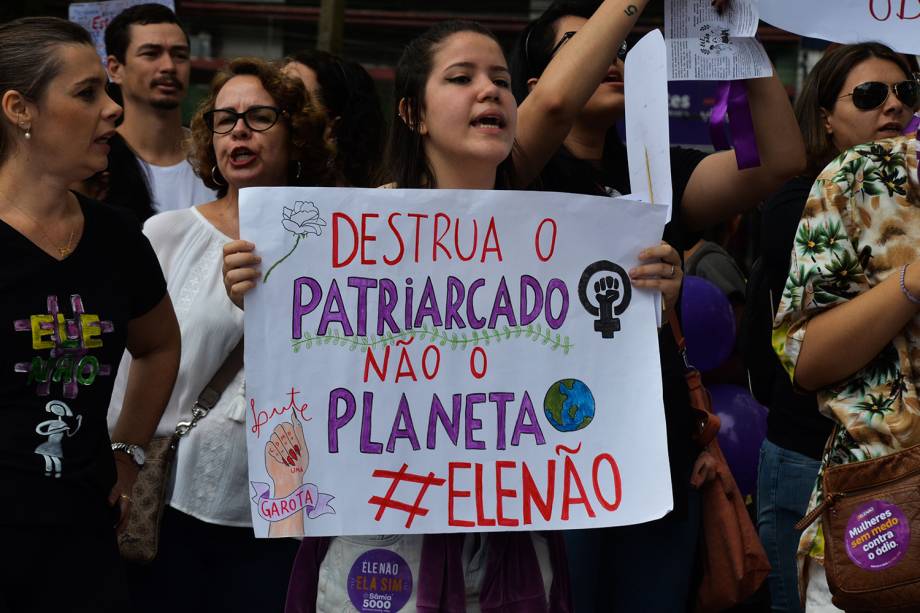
left=536, top=143, right=708, bottom=515
left=0, top=193, right=166, bottom=526
left=758, top=176, right=834, bottom=459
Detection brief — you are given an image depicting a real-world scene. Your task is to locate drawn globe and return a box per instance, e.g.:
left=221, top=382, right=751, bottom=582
left=543, top=379, right=595, bottom=432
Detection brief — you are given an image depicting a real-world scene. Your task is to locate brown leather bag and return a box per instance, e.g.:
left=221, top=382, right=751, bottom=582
left=795, top=438, right=920, bottom=612
left=118, top=341, right=244, bottom=562
left=668, top=310, right=771, bottom=612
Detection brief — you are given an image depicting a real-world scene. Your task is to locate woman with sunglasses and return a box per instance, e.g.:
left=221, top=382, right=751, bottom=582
left=107, top=57, right=334, bottom=613
left=764, top=44, right=918, bottom=611
left=510, top=2, right=804, bottom=610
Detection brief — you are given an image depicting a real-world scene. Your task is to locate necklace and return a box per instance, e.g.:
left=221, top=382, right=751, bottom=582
left=8, top=201, right=77, bottom=258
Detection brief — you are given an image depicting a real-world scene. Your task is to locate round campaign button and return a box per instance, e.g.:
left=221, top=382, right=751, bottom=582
left=347, top=548, right=413, bottom=612
left=844, top=500, right=910, bottom=571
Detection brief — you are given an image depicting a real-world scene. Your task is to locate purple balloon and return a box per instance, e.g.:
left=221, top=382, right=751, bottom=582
left=680, top=275, right=735, bottom=372
left=709, top=384, right=768, bottom=499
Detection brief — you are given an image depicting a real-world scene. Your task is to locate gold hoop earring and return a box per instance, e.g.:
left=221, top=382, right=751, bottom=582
left=211, top=165, right=225, bottom=186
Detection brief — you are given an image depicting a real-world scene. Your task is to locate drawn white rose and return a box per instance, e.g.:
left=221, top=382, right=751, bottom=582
left=282, top=201, right=326, bottom=237
left=265, top=201, right=328, bottom=283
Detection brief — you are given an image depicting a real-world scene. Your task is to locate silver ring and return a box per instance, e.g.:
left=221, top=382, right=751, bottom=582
left=669, top=264, right=676, bottom=278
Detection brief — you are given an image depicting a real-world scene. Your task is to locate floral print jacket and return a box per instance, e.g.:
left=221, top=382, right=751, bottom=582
left=772, top=133, right=920, bottom=565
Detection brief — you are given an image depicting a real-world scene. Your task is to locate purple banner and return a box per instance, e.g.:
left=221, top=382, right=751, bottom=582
left=709, top=81, right=761, bottom=169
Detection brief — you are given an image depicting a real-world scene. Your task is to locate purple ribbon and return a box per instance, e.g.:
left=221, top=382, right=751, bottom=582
left=904, top=114, right=920, bottom=135
left=251, top=482, right=336, bottom=521
left=709, top=80, right=761, bottom=169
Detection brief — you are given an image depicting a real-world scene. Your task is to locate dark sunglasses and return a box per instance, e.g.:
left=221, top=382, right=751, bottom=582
left=549, top=31, right=628, bottom=61
left=838, top=80, right=920, bottom=111
left=203, top=105, right=285, bottom=134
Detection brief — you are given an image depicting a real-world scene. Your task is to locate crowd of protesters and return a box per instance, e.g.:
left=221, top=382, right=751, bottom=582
left=1, top=1, right=917, bottom=612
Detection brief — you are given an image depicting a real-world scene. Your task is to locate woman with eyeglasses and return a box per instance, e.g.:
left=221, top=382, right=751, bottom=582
left=106, top=57, right=335, bottom=613
left=508, top=1, right=806, bottom=610
left=760, top=43, right=919, bottom=612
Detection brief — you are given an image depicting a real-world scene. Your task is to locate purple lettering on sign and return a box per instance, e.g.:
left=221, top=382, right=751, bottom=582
left=519, top=275, right=544, bottom=326
left=386, top=394, right=421, bottom=452
left=466, top=278, right=486, bottom=329
left=377, top=278, right=400, bottom=336
left=444, top=276, right=467, bottom=330
left=488, top=276, right=518, bottom=329
left=413, top=277, right=443, bottom=329
left=292, top=277, right=322, bottom=339
left=317, top=279, right=354, bottom=336
left=426, top=393, right=461, bottom=449
left=347, top=277, right=377, bottom=336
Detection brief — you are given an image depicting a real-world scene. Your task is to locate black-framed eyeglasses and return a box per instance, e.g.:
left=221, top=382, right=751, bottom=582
left=838, top=80, right=920, bottom=111
left=203, top=105, right=285, bottom=134
left=549, top=31, right=628, bottom=61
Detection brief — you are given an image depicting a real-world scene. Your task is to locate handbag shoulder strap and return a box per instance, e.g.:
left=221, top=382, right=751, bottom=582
left=666, top=308, right=721, bottom=446
left=175, top=340, right=244, bottom=437
left=666, top=308, right=691, bottom=369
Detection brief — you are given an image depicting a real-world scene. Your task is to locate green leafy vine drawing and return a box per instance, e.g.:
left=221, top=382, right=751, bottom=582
left=291, top=323, right=574, bottom=354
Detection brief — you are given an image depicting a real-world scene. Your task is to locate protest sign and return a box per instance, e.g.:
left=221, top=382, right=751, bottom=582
left=240, top=187, right=673, bottom=538
left=68, top=0, right=174, bottom=63
left=760, top=0, right=920, bottom=55
left=665, top=0, right=772, bottom=81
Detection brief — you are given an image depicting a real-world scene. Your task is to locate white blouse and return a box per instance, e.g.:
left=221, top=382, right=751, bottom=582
left=108, top=207, right=250, bottom=526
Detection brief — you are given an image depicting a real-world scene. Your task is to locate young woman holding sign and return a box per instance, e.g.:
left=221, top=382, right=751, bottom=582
left=224, top=1, right=693, bottom=610
left=508, top=0, right=805, bottom=609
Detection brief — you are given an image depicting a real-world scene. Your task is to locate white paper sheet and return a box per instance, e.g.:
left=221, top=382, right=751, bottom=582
left=665, top=0, right=772, bottom=81
left=625, top=30, right=673, bottom=324
left=760, top=0, right=920, bottom=55
left=240, top=187, right=674, bottom=537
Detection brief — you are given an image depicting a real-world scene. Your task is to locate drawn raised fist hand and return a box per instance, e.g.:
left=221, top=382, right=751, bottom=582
left=265, top=411, right=308, bottom=496
left=594, top=276, right=621, bottom=315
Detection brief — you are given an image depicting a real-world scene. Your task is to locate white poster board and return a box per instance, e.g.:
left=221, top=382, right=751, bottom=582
left=240, top=187, right=673, bottom=538
left=760, top=0, right=920, bottom=55
left=68, top=0, right=175, bottom=63
left=665, top=0, right=772, bottom=80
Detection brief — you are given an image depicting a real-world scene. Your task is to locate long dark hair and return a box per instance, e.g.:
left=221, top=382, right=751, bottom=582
left=286, top=50, right=385, bottom=187
left=385, top=20, right=516, bottom=189
left=796, top=42, right=913, bottom=176
left=510, top=0, right=599, bottom=105
left=0, top=17, right=94, bottom=165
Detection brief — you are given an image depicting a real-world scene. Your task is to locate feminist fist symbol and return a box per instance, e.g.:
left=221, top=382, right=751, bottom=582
left=578, top=260, right=632, bottom=339
left=594, top=276, right=621, bottom=318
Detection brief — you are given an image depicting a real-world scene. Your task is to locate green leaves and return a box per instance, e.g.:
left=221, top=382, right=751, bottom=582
left=289, top=323, right=575, bottom=354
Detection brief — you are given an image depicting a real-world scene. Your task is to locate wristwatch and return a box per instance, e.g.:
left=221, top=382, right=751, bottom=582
left=111, top=442, right=146, bottom=467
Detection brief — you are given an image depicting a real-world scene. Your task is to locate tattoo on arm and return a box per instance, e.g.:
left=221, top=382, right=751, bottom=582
left=624, top=4, right=638, bottom=16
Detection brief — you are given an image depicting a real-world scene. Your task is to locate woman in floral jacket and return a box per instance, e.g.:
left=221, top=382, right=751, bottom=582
left=773, top=110, right=920, bottom=610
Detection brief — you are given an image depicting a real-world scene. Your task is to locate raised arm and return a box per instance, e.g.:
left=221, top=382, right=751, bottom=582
left=512, top=0, right=652, bottom=187
left=680, top=70, right=807, bottom=232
